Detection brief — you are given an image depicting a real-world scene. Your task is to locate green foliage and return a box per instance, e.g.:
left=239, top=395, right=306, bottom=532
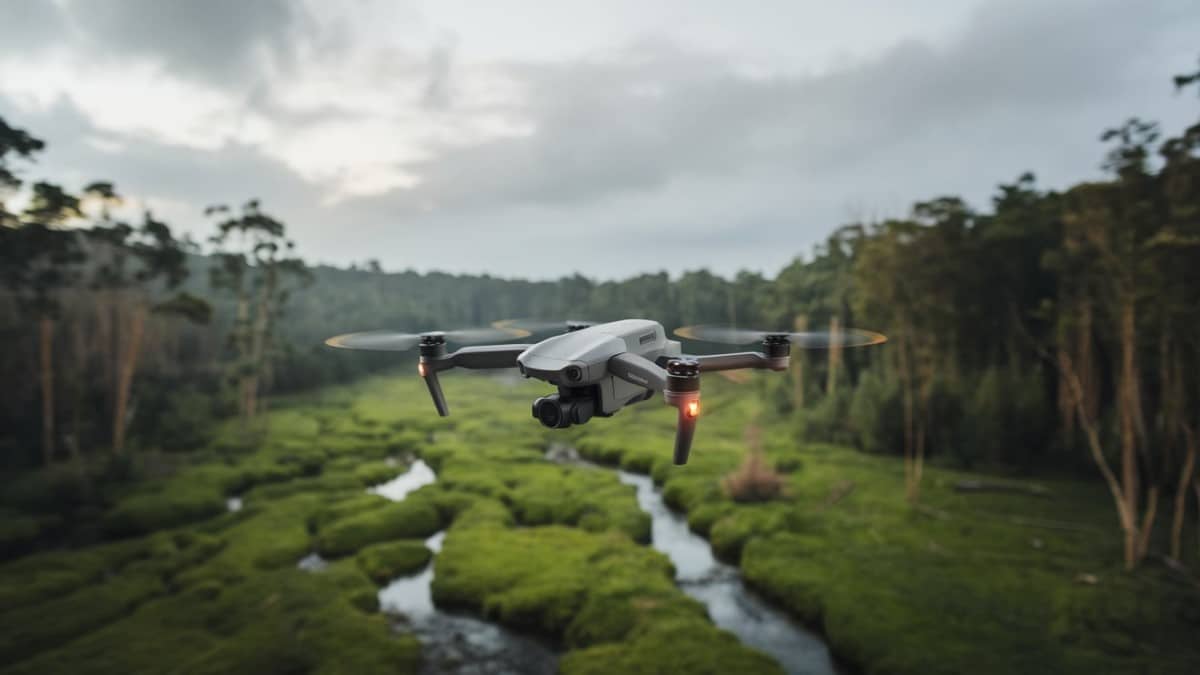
left=433, top=510, right=779, bottom=673
left=102, top=488, right=225, bottom=538
left=966, top=367, right=1052, bottom=469
left=315, top=497, right=442, bottom=557
left=846, top=368, right=904, bottom=454
left=356, top=540, right=432, bottom=583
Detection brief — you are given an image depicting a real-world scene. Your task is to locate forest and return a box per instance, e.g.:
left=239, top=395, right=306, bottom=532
left=0, top=55, right=1198, bottom=675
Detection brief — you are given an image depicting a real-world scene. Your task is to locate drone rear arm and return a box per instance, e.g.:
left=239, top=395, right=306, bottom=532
left=692, top=352, right=788, bottom=372
left=437, top=344, right=534, bottom=371
left=420, top=344, right=533, bottom=416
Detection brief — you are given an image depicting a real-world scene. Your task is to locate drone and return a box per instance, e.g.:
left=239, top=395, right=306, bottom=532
left=325, top=319, right=885, bottom=465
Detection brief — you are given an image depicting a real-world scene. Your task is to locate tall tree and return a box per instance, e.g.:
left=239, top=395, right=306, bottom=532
left=208, top=200, right=309, bottom=429
left=85, top=189, right=209, bottom=452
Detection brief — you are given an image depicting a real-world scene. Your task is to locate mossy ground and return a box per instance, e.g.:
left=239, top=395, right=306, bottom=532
left=0, top=371, right=1197, bottom=674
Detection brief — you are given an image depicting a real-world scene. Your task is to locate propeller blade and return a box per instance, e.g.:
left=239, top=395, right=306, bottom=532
left=324, top=330, right=421, bottom=351
left=674, top=325, right=886, bottom=349
left=492, top=318, right=596, bottom=334
left=444, top=326, right=532, bottom=342
left=325, top=325, right=529, bottom=351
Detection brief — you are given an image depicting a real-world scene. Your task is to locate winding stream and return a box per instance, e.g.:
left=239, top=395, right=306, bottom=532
left=617, top=470, right=837, bottom=675
left=370, top=460, right=559, bottom=675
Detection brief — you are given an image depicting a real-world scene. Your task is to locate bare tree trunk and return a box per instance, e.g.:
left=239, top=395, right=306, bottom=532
left=1117, top=297, right=1144, bottom=568
left=827, top=315, right=842, bottom=396
left=38, top=316, right=55, bottom=464
left=1135, top=487, right=1158, bottom=560
left=898, top=328, right=916, bottom=503
left=1195, top=478, right=1200, bottom=559
left=1172, top=426, right=1197, bottom=560
left=1079, top=300, right=1098, bottom=423
left=112, top=304, right=146, bottom=453
left=1062, top=354, right=1140, bottom=569
left=246, top=264, right=276, bottom=421
left=792, top=314, right=807, bottom=410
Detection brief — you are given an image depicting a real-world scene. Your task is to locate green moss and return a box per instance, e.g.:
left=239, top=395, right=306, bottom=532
left=102, top=488, right=226, bottom=537
left=707, top=508, right=786, bottom=563
left=560, top=620, right=783, bottom=675
left=3, top=567, right=420, bottom=675
left=315, top=497, right=442, bottom=557
left=433, top=514, right=779, bottom=672
left=0, top=573, right=164, bottom=663
left=356, top=540, right=432, bottom=583
left=355, top=460, right=403, bottom=486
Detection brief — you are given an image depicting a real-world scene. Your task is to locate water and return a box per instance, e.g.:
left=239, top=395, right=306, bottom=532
left=297, top=552, right=329, bottom=572
left=617, top=470, right=837, bottom=675
left=226, top=496, right=243, bottom=512
left=368, top=459, right=437, bottom=501
left=369, top=460, right=559, bottom=675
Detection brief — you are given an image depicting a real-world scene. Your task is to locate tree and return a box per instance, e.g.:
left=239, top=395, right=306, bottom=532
left=208, top=200, right=309, bottom=429
left=4, top=183, right=84, bottom=463
left=84, top=188, right=209, bottom=452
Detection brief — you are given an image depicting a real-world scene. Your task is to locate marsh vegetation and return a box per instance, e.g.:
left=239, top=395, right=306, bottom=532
left=0, top=374, right=1197, bottom=674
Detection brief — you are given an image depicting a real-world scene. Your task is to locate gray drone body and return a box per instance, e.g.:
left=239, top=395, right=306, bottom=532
left=325, top=319, right=885, bottom=465
left=517, top=319, right=681, bottom=417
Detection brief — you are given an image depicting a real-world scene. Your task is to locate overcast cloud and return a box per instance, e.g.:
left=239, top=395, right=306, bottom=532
left=0, top=0, right=1197, bottom=279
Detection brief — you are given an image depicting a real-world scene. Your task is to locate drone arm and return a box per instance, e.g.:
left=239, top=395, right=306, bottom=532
left=446, top=344, right=533, bottom=370
left=607, top=352, right=668, bottom=391
left=693, top=351, right=788, bottom=372
left=611, top=353, right=702, bottom=465
left=417, top=344, right=532, bottom=417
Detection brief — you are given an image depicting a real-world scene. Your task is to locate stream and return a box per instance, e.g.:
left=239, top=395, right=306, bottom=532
left=363, top=459, right=559, bottom=675
left=298, top=451, right=834, bottom=674
left=615, top=469, right=837, bottom=675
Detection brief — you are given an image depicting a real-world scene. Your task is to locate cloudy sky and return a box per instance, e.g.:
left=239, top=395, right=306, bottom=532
left=1, top=0, right=1197, bottom=279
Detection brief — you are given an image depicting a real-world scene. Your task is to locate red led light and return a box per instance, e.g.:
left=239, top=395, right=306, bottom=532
left=686, top=400, right=699, bottom=418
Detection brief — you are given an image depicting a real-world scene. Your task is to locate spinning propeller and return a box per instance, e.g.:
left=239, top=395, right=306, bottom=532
left=492, top=318, right=597, bottom=334
left=673, top=325, right=887, bottom=348
left=325, top=325, right=532, bottom=416
left=324, top=326, right=527, bottom=351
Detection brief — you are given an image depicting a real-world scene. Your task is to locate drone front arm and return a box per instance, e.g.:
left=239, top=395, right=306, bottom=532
left=693, top=351, right=789, bottom=373
left=610, top=353, right=702, bottom=465
left=607, top=352, right=668, bottom=391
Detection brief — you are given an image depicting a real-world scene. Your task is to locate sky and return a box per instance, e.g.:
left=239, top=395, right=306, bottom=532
left=0, top=0, right=1197, bottom=280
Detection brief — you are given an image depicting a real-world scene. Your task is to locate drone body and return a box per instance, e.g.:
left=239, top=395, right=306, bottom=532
left=326, top=319, right=884, bottom=465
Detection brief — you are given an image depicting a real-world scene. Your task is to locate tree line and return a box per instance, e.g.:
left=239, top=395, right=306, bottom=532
left=1, top=57, right=1197, bottom=569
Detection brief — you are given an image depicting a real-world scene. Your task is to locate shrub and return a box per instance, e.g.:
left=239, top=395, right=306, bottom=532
left=721, top=426, right=784, bottom=503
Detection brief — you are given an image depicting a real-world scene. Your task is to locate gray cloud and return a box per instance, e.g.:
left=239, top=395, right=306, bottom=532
left=1, top=0, right=1197, bottom=280
left=0, top=0, right=67, bottom=50
left=62, top=0, right=298, bottom=84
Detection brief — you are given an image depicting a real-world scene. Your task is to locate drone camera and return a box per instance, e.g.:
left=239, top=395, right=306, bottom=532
left=532, top=390, right=596, bottom=428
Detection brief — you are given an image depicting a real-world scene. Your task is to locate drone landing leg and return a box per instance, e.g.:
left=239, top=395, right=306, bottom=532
left=423, top=370, right=449, bottom=416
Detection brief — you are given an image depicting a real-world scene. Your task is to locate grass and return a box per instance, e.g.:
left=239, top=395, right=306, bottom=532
left=0, top=371, right=1197, bottom=674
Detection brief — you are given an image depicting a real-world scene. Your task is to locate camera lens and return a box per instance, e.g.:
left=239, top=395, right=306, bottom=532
left=534, top=397, right=566, bottom=428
